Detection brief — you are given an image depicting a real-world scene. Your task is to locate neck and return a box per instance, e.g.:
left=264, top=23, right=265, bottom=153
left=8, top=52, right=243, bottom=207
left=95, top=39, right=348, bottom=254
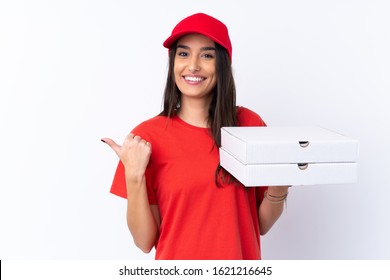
left=177, top=97, right=211, bottom=128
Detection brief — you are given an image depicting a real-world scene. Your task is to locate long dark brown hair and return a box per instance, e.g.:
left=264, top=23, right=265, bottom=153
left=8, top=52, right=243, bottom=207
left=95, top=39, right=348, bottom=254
left=159, top=41, right=238, bottom=186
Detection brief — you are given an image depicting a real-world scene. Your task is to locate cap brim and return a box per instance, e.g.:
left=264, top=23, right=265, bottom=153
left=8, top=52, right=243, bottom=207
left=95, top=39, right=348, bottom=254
left=163, top=31, right=200, bottom=49
left=163, top=30, right=225, bottom=50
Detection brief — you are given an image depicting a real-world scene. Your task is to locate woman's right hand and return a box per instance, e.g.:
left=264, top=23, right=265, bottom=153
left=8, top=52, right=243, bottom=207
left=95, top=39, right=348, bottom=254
left=102, top=133, right=152, bottom=180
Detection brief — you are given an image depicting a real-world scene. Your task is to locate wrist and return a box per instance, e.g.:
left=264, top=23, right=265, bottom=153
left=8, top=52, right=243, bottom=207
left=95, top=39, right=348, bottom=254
left=263, top=186, right=290, bottom=208
left=125, top=171, right=146, bottom=187
left=267, top=186, right=290, bottom=196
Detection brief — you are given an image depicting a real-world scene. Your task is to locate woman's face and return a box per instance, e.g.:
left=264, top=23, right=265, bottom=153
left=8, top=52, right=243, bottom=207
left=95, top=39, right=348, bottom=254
left=174, top=34, right=217, bottom=102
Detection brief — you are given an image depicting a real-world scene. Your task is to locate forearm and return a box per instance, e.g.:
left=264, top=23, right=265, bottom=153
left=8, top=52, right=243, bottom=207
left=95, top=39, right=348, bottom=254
left=126, top=174, right=159, bottom=253
left=258, top=186, right=289, bottom=235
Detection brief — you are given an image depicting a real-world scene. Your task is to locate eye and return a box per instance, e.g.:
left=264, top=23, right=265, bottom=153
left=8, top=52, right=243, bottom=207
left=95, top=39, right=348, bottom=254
left=202, top=53, right=215, bottom=59
left=177, top=51, right=188, bottom=57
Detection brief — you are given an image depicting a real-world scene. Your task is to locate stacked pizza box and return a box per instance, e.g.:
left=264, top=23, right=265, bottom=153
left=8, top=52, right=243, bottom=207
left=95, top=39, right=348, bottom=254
left=219, top=126, right=359, bottom=187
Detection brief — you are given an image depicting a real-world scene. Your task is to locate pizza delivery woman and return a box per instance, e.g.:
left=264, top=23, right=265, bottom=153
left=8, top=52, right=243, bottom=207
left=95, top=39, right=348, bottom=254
left=102, top=13, right=289, bottom=260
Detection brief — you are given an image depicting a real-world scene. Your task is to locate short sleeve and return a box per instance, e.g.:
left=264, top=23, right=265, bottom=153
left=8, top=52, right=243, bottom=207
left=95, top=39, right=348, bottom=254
left=110, top=161, right=127, bottom=199
left=109, top=160, right=157, bottom=204
left=236, top=106, right=267, bottom=127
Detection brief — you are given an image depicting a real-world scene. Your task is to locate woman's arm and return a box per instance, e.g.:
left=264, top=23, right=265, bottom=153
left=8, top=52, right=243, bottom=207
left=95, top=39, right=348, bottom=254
left=258, top=185, right=290, bottom=235
left=125, top=174, right=160, bottom=252
left=102, top=134, right=160, bottom=253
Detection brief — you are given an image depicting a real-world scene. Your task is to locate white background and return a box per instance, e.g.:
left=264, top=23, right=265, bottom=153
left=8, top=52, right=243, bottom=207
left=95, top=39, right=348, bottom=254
left=1, top=0, right=389, bottom=260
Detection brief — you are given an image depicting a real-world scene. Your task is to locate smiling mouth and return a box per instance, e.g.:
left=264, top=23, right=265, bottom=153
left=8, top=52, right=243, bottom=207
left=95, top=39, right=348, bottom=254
left=184, top=76, right=206, bottom=82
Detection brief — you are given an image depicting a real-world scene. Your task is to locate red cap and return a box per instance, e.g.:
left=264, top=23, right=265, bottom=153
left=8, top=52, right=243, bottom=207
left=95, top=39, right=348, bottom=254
left=163, top=13, right=232, bottom=60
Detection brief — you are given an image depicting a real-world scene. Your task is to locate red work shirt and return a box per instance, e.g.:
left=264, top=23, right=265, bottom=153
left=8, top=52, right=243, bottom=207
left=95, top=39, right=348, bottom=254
left=110, top=106, right=267, bottom=259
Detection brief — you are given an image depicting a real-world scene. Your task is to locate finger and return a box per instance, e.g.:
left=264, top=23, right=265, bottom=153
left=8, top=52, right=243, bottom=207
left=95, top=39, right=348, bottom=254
left=101, top=137, right=121, bottom=156
left=133, top=135, right=141, bottom=142
left=136, top=137, right=151, bottom=149
left=124, top=133, right=134, bottom=145
left=126, top=133, right=135, bottom=140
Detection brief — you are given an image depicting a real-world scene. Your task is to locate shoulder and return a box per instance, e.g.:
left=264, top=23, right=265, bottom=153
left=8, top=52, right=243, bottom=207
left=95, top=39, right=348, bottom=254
left=236, top=106, right=267, bottom=127
left=131, top=115, right=169, bottom=139
left=133, top=115, right=167, bottom=129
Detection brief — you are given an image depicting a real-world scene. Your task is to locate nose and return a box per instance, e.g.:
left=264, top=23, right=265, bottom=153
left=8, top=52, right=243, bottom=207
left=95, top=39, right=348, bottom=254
left=188, top=56, right=200, bottom=73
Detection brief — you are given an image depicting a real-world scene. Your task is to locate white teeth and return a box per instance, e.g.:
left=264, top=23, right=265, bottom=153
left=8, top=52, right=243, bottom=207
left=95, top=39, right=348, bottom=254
left=185, top=76, right=204, bottom=82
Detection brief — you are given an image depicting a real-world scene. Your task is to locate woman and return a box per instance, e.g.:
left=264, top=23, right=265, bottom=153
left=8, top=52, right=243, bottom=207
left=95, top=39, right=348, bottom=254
left=102, top=13, right=289, bottom=260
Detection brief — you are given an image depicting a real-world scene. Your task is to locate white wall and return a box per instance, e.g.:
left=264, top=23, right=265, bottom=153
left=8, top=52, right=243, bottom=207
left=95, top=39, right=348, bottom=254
left=1, top=0, right=389, bottom=259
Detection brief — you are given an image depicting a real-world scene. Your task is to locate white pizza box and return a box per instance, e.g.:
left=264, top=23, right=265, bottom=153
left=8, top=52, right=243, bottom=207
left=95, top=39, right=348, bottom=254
left=221, top=126, right=359, bottom=164
left=219, top=148, right=358, bottom=186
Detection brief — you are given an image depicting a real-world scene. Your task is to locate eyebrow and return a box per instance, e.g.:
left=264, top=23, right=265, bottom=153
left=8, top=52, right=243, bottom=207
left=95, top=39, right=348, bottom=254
left=176, top=44, right=216, bottom=51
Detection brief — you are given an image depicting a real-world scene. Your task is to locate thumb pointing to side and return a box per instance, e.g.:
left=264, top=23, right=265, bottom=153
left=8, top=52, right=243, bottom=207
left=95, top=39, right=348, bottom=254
left=102, top=134, right=152, bottom=178
left=101, top=138, right=121, bottom=158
